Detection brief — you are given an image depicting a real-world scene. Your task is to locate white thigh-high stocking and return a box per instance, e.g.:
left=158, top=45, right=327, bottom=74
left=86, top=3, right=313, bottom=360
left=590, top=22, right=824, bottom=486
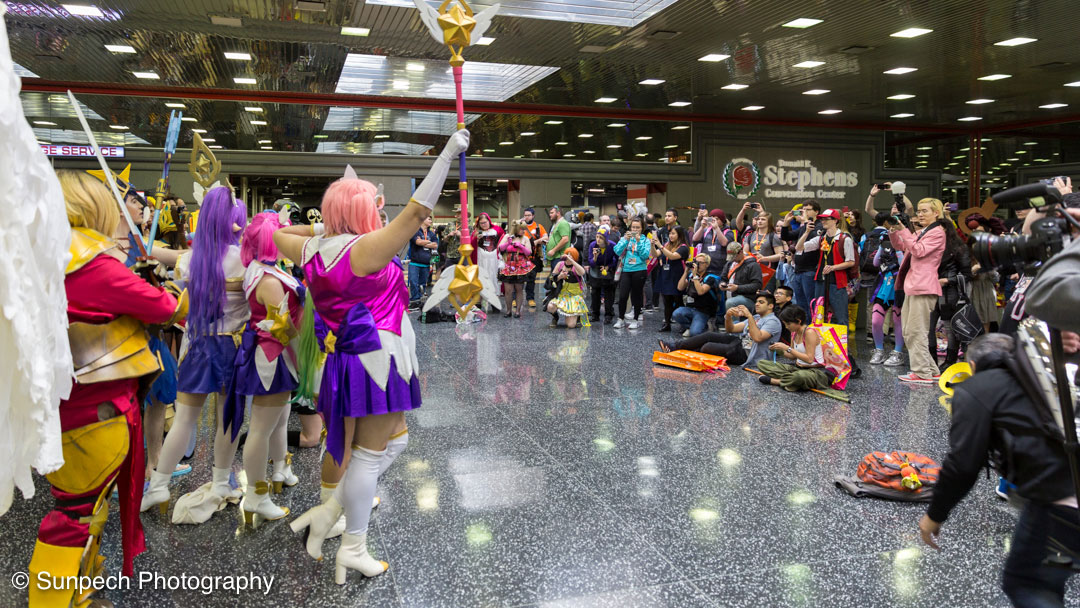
left=269, top=405, right=289, bottom=464
left=142, top=399, right=202, bottom=512
left=335, top=446, right=388, bottom=582
left=243, top=405, right=283, bottom=488
left=378, top=429, right=409, bottom=477
left=213, top=392, right=241, bottom=470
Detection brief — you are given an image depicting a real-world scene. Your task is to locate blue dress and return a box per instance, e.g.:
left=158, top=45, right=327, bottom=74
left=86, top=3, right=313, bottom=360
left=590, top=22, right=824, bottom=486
left=656, top=244, right=689, bottom=296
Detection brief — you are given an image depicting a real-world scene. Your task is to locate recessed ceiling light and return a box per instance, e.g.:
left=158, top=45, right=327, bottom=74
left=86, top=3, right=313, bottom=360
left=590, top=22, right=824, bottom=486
left=62, top=4, right=104, bottom=17
left=1007, top=157, right=1020, bottom=161
left=636, top=153, right=649, bottom=157
left=891, top=27, right=933, bottom=38
left=260, top=146, right=272, bottom=150
left=108, top=125, right=128, bottom=130
left=224, top=51, right=252, bottom=61
left=887, top=94, right=915, bottom=100
left=476, top=37, right=495, bottom=45
left=978, top=74, right=1011, bottom=81
left=793, top=60, right=825, bottom=68
left=669, top=101, right=692, bottom=107
left=636, top=136, right=653, bottom=140
left=563, top=154, right=576, bottom=158
left=373, top=134, right=390, bottom=139
left=520, top=131, right=536, bottom=136
left=995, top=37, right=1037, bottom=46
left=544, top=120, right=563, bottom=125
left=595, top=97, right=617, bottom=103
left=257, top=139, right=271, bottom=144
left=201, top=138, right=216, bottom=142
left=132, top=71, right=160, bottom=79
left=180, top=117, right=197, bottom=122
left=1023, top=141, right=1038, bottom=145
left=208, top=145, right=223, bottom=149
left=33, top=120, right=57, bottom=126
left=529, top=148, right=544, bottom=153
left=499, top=141, right=514, bottom=145
left=884, top=67, right=918, bottom=74
left=671, top=125, right=690, bottom=130
left=1040, top=103, right=1068, bottom=109
left=957, top=116, right=983, bottom=121
left=245, top=107, right=264, bottom=112
left=341, top=26, right=370, bottom=36
left=890, top=113, right=915, bottom=118
left=818, top=109, right=842, bottom=115
left=803, top=89, right=830, bottom=95
left=783, top=18, right=823, bottom=28
left=607, top=123, right=626, bottom=128
left=554, top=141, right=568, bottom=146
left=917, top=146, right=933, bottom=150
left=193, top=129, right=208, bottom=133
left=966, top=98, right=994, bottom=104
left=104, top=44, right=135, bottom=53
left=250, top=120, right=267, bottom=125
left=699, top=54, right=730, bottom=62
left=406, top=62, right=426, bottom=72
left=1067, top=81, right=1080, bottom=87
left=234, top=77, right=257, bottom=84
left=917, top=154, right=929, bottom=158
left=721, top=84, right=749, bottom=90
left=314, top=134, right=328, bottom=139
left=578, top=133, right=593, bottom=138
left=583, top=150, right=596, bottom=154
left=392, top=79, right=409, bottom=90
left=953, top=155, right=966, bottom=159
left=165, top=102, right=185, bottom=108
left=640, top=79, right=665, bottom=85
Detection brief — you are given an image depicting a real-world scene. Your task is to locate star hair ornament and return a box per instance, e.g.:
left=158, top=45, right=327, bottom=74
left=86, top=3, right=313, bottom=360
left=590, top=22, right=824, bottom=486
left=414, top=0, right=502, bottom=320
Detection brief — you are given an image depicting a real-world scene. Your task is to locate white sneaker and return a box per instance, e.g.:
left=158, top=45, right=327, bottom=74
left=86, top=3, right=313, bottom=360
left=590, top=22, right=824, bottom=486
left=683, top=329, right=690, bottom=337
left=869, top=348, right=886, bottom=365
left=884, top=351, right=905, bottom=367
left=624, top=311, right=634, bottom=320
left=628, top=320, right=641, bottom=330
left=613, top=319, right=625, bottom=329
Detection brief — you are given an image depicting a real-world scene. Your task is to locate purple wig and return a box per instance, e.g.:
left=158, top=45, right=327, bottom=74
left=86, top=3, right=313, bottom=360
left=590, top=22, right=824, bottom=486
left=188, top=186, right=247, bottom=337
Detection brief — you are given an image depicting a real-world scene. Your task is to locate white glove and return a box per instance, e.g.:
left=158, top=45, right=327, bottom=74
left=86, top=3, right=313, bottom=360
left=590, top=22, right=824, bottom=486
left=412, top=129, right=470, bottom=210
left=312, top=223, right=325, bottom=236
left=278, top=207, right=293, bottom=227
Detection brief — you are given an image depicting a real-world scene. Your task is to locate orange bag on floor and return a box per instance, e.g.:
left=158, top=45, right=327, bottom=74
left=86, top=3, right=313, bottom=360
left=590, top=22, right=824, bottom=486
left=652, top=350, right=729, bottom=373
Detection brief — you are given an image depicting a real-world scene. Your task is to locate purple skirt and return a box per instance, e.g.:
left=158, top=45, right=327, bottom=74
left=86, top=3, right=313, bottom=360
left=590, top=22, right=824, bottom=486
left=316, top=303, right=422, bottom=465
left=222, top=327, right=298, bottom=440
left=177, top=334, right=237, bottom=395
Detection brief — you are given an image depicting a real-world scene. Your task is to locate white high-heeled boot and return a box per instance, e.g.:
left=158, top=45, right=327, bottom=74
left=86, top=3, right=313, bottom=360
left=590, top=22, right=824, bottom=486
left=335, top=532, right=388, bottom=584
left=211, top=466, right=241, bottom=501
left=240, top=480, right=290, bottom=528
left=289, top=495, right=344, bottom=560
left=140, top=470, right=172, bottom=513
left=270, top=453, right=300, bottom=494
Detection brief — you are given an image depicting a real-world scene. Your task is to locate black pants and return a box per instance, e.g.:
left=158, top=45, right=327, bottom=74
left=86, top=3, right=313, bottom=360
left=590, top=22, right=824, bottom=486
left=617, top=270, right=647, bottom=320
left=590, top=280, right=615, bottom=319
left=1002, top=502, right=1080, bottom=607
left=673, top=332, right=748, bottom=366
left=649, top=264, right=661, bottom=307
left=662, top=294, right=683, bottom=326
left=929, top=288, right=962, bottom=366
left=524, top=258, right=542, bottom=301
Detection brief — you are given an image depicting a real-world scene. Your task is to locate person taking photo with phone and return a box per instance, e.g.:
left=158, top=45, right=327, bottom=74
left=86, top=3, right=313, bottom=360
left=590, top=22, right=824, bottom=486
left=780, top=199, right=822, bottom=311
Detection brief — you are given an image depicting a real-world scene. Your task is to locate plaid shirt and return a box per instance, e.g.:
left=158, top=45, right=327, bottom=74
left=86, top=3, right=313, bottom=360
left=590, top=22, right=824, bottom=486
left=580, top=222, right=598, bottom=250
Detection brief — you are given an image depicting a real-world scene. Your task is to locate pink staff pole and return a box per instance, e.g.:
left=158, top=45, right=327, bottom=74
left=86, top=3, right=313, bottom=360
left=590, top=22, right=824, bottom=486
left=454, top=64, right=469, bottom=243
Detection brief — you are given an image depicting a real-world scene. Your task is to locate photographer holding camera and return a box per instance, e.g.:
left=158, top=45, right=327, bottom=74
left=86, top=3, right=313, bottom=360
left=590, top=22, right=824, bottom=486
left=918, top=333, right=1079, bottom=607
left=779, top=199, right=822, bottom=311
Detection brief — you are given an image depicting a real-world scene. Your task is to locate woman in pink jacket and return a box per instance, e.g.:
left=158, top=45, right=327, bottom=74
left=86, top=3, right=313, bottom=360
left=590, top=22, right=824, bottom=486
left=888, top=198, right=947, bottom=384
left=498, top=220, right=535, bottom=317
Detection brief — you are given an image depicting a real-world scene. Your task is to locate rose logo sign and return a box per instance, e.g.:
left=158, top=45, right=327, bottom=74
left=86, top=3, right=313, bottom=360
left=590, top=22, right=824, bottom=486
left=722, top=157, right=761, bottom=199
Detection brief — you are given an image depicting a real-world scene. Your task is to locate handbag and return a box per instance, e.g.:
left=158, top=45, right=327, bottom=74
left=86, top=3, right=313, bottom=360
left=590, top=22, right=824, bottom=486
left=950, top=276, right=983, bottom=342
left=809, top=296, right=852, bottom=389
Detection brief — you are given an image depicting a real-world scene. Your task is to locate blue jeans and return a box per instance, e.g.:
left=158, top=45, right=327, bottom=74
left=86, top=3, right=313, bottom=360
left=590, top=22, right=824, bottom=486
left=813, top=281, right=849, bottom=327
left=791, top=270, right=817, bottom=313
left=672, top=307, right=710, bottom=337
left=408, top=263, right=430, bottom=302
left=1002, top=502, right=1079, bottom=607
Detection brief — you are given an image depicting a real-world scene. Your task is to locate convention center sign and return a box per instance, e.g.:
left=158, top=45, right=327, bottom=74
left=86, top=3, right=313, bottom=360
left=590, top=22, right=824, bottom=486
left=41, top=145, right=125, bottom=158
left=723, top=157, right=859, bottom=202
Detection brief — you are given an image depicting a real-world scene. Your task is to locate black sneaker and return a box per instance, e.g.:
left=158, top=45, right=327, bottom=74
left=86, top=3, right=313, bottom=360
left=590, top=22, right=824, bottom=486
left=759, top=375, right=773, bottom=385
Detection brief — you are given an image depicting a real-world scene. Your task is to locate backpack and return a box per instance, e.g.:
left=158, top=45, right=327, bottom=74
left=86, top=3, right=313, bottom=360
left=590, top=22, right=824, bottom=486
left=834, top=451, right=940, bottom=502
left=838, top=233, right=861, bottom=283
left=860, top=229, right=886, bottom=275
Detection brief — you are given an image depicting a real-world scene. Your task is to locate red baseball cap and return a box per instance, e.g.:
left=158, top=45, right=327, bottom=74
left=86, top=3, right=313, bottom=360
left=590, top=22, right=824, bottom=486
left=818, top=209, right=841, bottom=221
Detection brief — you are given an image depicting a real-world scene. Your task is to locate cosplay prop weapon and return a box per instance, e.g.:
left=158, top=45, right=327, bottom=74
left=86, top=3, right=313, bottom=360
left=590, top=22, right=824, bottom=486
left=147, top=109, right=182, bottom=255
left=415, top=0, right=502, bottom=319
left=67, top=91, right=147, bottom=256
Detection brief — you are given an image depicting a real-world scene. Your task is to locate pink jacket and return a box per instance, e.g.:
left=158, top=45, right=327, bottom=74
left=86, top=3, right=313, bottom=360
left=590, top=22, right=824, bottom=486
left=890, top=224, right=946, bottom=296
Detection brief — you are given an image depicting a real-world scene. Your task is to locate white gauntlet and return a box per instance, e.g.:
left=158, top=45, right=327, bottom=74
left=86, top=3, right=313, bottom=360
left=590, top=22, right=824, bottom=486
left=411, top=129, right=470, bottom=210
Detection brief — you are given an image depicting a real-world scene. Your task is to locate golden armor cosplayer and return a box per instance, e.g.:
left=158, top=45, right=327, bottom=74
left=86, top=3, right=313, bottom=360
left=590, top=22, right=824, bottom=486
left=28, top=171, right=186, bottom=608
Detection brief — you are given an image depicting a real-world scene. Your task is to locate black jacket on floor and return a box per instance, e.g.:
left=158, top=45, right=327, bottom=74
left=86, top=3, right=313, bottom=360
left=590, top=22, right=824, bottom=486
left=927, top=356, right=1076, bottom=523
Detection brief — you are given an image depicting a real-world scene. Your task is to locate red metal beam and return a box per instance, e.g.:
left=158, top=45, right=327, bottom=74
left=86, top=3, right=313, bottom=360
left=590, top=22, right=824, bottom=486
left=23, top=79, right=974, bottom=134
left=968, top=132, right=981, bottom=207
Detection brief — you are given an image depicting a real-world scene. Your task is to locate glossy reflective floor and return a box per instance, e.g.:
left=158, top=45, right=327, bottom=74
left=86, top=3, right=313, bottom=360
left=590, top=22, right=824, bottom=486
left=2, top=309, right=1075, bottom=607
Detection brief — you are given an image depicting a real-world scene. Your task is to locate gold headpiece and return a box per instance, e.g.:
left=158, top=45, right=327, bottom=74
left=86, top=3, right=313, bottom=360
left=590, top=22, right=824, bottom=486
left=188, top=133, right=221, bottom=188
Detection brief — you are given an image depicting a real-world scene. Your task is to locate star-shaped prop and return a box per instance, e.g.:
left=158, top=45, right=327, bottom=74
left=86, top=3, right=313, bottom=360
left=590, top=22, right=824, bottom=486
left=414, top=0, right=498, bottom=66
left=423, top=243, right=501, bottom=319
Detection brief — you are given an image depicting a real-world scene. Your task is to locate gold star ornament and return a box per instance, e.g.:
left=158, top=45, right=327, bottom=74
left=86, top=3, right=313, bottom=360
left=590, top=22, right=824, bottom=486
left=447, top=243, right=483, bottom=315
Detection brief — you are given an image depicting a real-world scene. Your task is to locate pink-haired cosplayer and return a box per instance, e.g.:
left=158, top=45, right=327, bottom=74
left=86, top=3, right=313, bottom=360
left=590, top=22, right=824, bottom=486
left=221, top=212, right=304, bottom=527
left=274, top=130, right=469, bottom=583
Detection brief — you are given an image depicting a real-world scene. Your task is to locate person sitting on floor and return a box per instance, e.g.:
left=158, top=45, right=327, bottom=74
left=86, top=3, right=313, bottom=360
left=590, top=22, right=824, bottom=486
left=671, top=253, right=721, bottom=338
left=546, top=248, right=590, bottom=329
left=757, top=305, right=833, bottom=392
left=659, top=291, right=781, bottom=369
left=773, top=285, right=794, bottom=343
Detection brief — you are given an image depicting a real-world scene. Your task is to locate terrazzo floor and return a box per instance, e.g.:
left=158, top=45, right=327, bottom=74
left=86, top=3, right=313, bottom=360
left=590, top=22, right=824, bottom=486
left=2, top=306, right=1076, bottom=607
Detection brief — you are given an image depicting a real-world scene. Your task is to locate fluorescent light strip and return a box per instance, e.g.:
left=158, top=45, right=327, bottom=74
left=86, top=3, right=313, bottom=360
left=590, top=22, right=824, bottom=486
left=224, top=52, right=252, bottom=61
left=891, top=28, right=933, bottom=38
left=891, top=113, right=914, bottom=118
left=234, top=77, right=257, bottom=84
left=803, top=89, right=829, bottom=95
left=62, top=4, right=104, bottom=17
left=636, top=136, right=652, bottom=140
left=595, top=97, right=617, bottom=103
left=966, top=98, right=994, bottom=104
left=192, top=129, right=208, bottom=133
left=607, top=123, right=625, bottom=128
left=793, top=61, right=825, bottom=68
left=250, top=120, right=267, bottom=125
left=818, top=109, right=842, bottom=115
left=1040, top=103, right=1068, bottom=109
left=544, top=120, right=563, bottom=124
left=165, top=102, right=185, bottom=108
left=698, top=54, right=729, bottom=62
left=884, top=67, right=917, bottom=74
left=995, top=37, right=1037, bottom=46
left=640, top=79, right=665, bottom=85
left=721, top=84, right=748, bottom=90
left=257, top=139, right=271, bottom=144
left=108, top=125, right=128, bottom=130
left=742, top=105, right=765, bottom=111
left=245, top=107, right=264, bottom=112
left=341, top=26, right=370, bottom=36
left=104, top=44, right=135, bottom=53
left=887, top=94, right=915, bottom=100
left=476, top=37, right=495, bottom=45
left=782, top=18, right=822, bottom=28
left=957, top=116, right=983, bottom=121
left=669, top=101, right=691, bottom=107
left=132, top=71, right=160, bottom=79
left=520, top=131, right=536, bottom=136
left=671, top=125, right=690, bottom=130
left=978, top=74, right=1011, bottom=81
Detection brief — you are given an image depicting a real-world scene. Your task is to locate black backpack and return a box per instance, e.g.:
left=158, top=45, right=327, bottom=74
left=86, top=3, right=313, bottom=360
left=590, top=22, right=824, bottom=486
left=860, top=228, right=886, bottom=275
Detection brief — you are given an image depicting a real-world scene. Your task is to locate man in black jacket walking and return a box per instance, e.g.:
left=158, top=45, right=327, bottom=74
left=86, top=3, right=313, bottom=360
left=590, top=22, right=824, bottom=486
left=918, top=333, right=1079, bottom=607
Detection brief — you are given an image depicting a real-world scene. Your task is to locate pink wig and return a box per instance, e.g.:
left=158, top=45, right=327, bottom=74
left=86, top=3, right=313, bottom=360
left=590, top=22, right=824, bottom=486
left=240, top=212, right=284, bottom=266
left=322, top=178, right=382, bottom=236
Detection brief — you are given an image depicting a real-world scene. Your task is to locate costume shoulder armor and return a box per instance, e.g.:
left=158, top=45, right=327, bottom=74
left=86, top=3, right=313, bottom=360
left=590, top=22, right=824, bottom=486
left=66, top=227, right=117, bottom=275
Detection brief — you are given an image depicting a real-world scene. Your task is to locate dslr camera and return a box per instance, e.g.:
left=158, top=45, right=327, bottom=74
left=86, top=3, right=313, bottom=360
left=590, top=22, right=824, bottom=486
left=971, top=182, right=1080, bottom=270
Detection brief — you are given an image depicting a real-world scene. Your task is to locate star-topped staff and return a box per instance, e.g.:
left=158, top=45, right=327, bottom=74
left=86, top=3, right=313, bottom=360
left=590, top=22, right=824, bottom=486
left=415, top=0, right=501, bottom=318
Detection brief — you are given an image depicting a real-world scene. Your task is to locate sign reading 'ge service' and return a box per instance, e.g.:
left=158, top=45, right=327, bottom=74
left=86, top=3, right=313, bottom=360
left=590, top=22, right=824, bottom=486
left=41, top=145, right=126, bottom=158
left=723, top=157, right=859, bottom=201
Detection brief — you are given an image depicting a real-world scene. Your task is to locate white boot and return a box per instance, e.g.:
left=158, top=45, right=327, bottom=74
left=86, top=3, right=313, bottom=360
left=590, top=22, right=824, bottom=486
left=335, top=532, right=388, bottom=583
left=289, top=496, right=344, bottom=560
left=211, top=466, right=241, bottom=501
left=240, top=480, right=289, bottom=528
left=140, top=470, right=172, bottom=514
left=270, top=453, right=300, bottom=494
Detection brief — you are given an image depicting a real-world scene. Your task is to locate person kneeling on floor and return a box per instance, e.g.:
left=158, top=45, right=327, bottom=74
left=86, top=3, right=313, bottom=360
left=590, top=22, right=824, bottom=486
left=917, top=333, right=1080, bottom=607
left=757, top=305, right=833, bottom=391
left=671, top=253, right=721, bottom=337
left=660, top=291, right=780, bottom=369
left=546, top=248, right=590, bottom=328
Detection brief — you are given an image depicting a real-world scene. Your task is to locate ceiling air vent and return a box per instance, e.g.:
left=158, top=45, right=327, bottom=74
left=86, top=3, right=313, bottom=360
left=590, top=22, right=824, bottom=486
left=648, top=30, right=680, bottom=40
left=839, top=45, right=872, bottom=54
left=1033, top=61, right=1070, bottom=70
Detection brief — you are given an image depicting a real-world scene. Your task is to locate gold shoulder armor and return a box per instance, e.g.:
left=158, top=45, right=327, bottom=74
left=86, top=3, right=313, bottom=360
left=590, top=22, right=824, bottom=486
left=67, top=227, right=118, bottom=275
left=68, top=316, right=161, bottom=384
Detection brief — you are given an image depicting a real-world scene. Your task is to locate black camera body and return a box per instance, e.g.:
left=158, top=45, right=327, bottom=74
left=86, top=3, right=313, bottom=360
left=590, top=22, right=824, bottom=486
left=972, top=217, right=1068, bottom=270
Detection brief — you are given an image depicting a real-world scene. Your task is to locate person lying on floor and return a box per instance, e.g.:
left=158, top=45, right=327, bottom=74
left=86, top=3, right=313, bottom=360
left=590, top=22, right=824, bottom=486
left=659, top=291, right=780, bottom=369
left=757, top=305, right=834, bottom=392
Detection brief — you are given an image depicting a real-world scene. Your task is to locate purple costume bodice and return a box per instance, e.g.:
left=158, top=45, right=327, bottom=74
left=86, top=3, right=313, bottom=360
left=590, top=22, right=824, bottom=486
left=301, top=234, right=408, bottom=335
